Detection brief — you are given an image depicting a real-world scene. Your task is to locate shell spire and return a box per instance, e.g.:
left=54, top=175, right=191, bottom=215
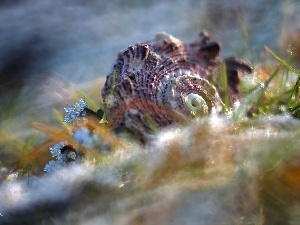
left=101, top=32, right=253, bottom=141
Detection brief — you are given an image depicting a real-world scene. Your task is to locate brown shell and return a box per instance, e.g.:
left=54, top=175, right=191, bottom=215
left=101, top=32, right=252, bottom=140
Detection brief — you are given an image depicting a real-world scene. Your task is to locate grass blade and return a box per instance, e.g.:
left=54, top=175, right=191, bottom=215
left=264, top=45, right=300, bottom=76
left=232, top=64, right=282, bottom=120
left=265, top=46, right=300, bottom=118
left=219, top=63, right=230, bottom=110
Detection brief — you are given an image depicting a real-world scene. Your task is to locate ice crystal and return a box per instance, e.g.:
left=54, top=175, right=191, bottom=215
left=63, top=98, right=88, bottom=123
left=49, top=142, right=66, bottom=158
left=44, top=141, right=80, bottom=173
left=44, top=98, right=91, bottom=173
left=44, top=160, right=64, bottom=173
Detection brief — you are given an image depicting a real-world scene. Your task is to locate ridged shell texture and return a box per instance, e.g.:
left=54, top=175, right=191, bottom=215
left=102, top=32, right=252, bottom=139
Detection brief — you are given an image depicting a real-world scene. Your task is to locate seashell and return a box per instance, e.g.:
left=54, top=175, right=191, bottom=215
left=101, top=32, right=253, bottom=140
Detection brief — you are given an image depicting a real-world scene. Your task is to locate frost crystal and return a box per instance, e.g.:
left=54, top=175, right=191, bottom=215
left=44, top=142, right=67, bottom=173
left=63, top=98, right=88, bottom=123
left=44, top=98, right=90, bottom=173
left=50, top=142, right=66, bottom=158
left=44, top=160, right=64, bottom=173
left=44, top=141, right=80, bottom=173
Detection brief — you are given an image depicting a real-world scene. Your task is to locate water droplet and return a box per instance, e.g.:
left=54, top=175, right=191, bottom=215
left=287, top=44, right=296, bottom=56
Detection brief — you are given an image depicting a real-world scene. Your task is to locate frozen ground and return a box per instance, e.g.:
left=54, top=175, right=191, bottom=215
left=1, top=115, right=300, bottom=225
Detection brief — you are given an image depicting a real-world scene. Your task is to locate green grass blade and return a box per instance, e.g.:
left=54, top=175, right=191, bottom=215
left=232, top=64, right=282, bottom=120
left=75, top=89, right=101, bottom=110
left=52, top=109, right=70, bottom=128
left=219, top=63, right=230, bottom=110
left=265, top=46, right=300, bottom=117
left=264, top=45, right=300, bottom=76
left=288, top=76, right=300, bottom=107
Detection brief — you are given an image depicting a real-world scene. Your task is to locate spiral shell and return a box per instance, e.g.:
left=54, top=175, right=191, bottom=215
left=101, top=32, right=252, bottom=139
